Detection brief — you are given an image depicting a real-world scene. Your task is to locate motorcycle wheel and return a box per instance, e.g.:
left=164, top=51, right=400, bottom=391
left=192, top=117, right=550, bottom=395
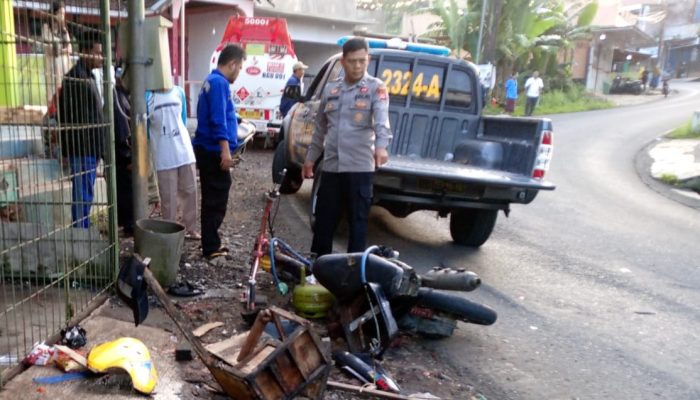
left=415, top=288, right=497, bottom=326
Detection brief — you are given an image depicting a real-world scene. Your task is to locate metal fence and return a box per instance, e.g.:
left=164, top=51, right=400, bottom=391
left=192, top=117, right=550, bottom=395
left=0, top=0, right=117, bottom=383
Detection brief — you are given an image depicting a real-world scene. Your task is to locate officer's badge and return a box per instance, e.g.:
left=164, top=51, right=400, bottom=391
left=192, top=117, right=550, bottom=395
left=360, top=86, right=369, bottom=94
left=331, top=87, right=340, bottom=95
left=354, top=112, right=364, bottom=123
left=354, top=100, right=369, bottom=109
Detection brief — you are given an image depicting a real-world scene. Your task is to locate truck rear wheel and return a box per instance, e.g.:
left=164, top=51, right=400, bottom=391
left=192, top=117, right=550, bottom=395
left=449, top=209, right=498, bottom=247
left=272, top=141, right=303, bottom=194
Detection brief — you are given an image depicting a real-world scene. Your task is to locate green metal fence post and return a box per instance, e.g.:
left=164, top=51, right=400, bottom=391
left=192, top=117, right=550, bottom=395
left=101, top=0, right=118, bottom=281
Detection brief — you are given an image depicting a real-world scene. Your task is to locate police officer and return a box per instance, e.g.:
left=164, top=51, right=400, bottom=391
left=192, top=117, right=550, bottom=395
left=303, top=37, right=392, bottom=257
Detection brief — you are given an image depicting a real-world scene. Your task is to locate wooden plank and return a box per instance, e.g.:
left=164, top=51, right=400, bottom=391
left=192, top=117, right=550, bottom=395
left=288, top=331, right=322, bottom=378
left=54, top=345, right=91, bottom=371
left=205, top=333, right=248, bottom=356
left=193, top=321, right=224, bottom=337
left=327, top=380, right=413, bottom=399
left=240, top=345, right=275, bottom=374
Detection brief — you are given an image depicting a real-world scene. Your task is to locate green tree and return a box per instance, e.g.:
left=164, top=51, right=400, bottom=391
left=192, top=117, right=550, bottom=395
left=420, top=0, right=481, bottom=59
left=356, top=0, right=431, bottom=34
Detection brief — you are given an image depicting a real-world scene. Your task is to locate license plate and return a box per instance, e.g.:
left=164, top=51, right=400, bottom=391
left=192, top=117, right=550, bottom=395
left=417, top=179, right=467, bottom=194
left=239, top=109, right=262, bottom=119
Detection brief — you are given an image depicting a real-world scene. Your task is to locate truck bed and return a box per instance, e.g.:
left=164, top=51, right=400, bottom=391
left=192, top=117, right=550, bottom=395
left=378, top=156, right=555, bottom=191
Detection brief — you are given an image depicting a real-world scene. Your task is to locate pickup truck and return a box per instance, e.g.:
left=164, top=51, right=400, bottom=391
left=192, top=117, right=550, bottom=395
left=272, top=42, right=555, bottom=247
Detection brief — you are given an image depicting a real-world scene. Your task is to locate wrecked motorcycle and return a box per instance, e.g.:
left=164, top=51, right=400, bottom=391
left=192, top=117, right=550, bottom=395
left=313, top=246, right=496, bottom=355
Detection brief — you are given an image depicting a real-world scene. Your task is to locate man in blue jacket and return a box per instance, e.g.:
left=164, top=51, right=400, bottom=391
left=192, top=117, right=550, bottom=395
left=279, top=61, right=308, bottom=117
left=193, top=44, right=246, bottom=260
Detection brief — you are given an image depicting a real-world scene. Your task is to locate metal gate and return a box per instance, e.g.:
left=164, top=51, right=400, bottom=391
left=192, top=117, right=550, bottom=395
left=0, top=0, right=117, bottom=383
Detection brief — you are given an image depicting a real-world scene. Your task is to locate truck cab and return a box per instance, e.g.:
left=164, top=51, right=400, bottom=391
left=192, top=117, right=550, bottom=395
left=209, top=17, right=299, bottom=144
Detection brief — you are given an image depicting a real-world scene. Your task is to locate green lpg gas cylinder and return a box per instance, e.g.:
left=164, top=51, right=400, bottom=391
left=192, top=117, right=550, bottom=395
left=292, top=269, right=334, bottom=319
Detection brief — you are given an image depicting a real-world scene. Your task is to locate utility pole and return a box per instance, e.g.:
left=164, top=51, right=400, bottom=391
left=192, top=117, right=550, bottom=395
left=128, top=0, right=148, bottom=221
left=476, top=0, right=488, bottom=64
left=656, top=1, right=668, bottom=71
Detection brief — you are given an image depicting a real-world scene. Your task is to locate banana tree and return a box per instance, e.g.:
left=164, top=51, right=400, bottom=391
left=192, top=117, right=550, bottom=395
left=419, top=0, right=482, bottom=59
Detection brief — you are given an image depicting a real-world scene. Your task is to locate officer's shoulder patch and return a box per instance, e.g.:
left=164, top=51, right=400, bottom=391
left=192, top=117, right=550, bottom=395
left=202, top=81, right=211, bottom=93
left=376, top=85, right=388, bottom=101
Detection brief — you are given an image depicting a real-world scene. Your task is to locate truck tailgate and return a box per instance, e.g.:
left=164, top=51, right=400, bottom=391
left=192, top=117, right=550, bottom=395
left=379, top=156, right=556, bottom=191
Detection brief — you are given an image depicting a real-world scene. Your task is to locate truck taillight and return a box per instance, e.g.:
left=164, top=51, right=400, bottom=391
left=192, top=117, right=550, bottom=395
left=264, top=110, right=270, bottom=120
left=533, top=130, right=553, bottom=179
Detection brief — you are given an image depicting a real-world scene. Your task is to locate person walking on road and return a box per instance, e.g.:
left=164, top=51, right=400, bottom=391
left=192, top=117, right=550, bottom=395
left=504, top=71, right=518, bottom=114
left=146, top=85, right=200, bottom=241
left=279, top=61, right=308, bottom=118
left=302, top=37, right=393, bottom=257
left=524, top=70, right=544, bottom=116
left=192, top=44, right=246, bottom=260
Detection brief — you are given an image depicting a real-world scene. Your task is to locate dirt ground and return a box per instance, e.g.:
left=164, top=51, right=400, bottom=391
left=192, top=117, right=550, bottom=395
left=122, top=145, right=486, bottom=400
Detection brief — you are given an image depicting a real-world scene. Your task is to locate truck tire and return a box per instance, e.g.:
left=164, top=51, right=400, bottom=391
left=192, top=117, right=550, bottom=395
left=272, top=141, right=302, bottom=194
left=449, top=209, right=498, bottom=247
left=309, top=161, right=323, bottom=229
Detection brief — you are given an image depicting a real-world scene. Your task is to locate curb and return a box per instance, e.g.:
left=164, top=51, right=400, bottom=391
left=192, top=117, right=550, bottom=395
left=634, top=134, right=700, bottom=210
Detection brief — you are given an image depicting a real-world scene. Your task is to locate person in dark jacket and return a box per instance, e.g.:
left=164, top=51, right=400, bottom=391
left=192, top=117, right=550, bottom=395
left=113, top=70, right=134, bottom=235
left=279, top=61, right=308, bottom=117
left=58, top=32, right=105, bottom=228
left=192, top=44, right=246, bottom=260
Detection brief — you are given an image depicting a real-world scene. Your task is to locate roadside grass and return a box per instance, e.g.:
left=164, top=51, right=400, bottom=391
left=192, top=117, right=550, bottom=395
left=668, top=121, right=700, bottom=139
left=484, top=86, right=614, bottom=116
left=659, top=173, right=679, bottom=185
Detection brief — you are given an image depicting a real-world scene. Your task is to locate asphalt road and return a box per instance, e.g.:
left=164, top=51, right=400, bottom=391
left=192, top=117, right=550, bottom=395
left=286, top=82, right=700, bottom=399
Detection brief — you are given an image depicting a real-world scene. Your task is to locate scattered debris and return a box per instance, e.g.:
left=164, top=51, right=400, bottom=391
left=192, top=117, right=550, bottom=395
left=176, top=341, right=193, bottom=361
left=193, top=321, right=225, bottom=338
left=327, top=380, right=418, bottom=399
left=119, top=255, right=331, bottom=399
left=60, top=325, right=88, bottom=349
left=86, top=337, right=158, bottom=394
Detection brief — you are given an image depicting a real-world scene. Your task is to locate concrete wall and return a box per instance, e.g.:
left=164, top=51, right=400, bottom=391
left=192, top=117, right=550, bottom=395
left=293, top=41, right=339, bottom=77
left=0, top=223, right=108, bottom=275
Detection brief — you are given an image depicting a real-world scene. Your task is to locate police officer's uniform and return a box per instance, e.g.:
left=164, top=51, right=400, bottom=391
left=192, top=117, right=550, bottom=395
left=305, top=73, right=392, bottom=256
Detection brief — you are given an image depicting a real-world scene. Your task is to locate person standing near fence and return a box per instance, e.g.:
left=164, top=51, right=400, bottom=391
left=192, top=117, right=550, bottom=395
left=42, top=1, right=73, bottom=105
left=524, top=70, right=544, bottom=116
left=58, top=32, right=105, bottom=228
left=114, top=69, right=134, bottom=236
left=193, top=44, right=246, bottom=260
left=146, top=85, right=200, bottom=240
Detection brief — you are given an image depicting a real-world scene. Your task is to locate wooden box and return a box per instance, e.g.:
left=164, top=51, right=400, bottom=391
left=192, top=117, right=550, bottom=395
left=204, top=306, right=330, bottom=400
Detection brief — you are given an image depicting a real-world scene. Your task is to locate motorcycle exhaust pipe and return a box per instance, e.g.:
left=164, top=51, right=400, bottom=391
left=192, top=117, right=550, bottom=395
left=420, top=267, right=481, bottom=292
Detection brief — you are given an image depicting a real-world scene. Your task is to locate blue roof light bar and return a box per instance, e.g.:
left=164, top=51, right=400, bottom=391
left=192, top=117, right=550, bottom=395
left=337, top=36, right=451, bottom=57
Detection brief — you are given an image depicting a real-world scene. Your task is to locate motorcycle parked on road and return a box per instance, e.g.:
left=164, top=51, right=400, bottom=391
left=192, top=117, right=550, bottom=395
left=609, top=75, right=643, bottom=95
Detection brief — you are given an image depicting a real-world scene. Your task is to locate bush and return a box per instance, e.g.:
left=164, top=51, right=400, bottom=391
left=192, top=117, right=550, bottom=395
left=483, top=84, right=614, bottom=116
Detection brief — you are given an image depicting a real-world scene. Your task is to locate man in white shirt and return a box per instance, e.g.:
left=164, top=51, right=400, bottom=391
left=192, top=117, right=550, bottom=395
left=146, top=86, right=200, bottom=240
left=524, top=70, right=544, bottom=116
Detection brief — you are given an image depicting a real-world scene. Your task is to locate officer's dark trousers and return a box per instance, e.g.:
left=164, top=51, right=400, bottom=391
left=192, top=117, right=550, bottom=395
left=194, top=147, right=232, bottom=257
left=311, top=171, right=373, bottom=257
